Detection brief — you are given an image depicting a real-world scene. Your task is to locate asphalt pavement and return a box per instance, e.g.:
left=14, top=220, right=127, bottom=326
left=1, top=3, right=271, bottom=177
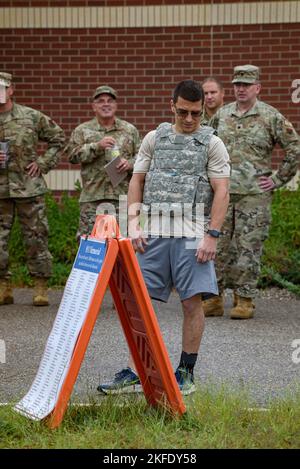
left=0, top=287, right=299, bottom=406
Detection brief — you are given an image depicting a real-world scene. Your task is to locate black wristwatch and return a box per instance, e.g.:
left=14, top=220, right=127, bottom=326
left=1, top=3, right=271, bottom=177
left=207, top=229, right=221, bottom=238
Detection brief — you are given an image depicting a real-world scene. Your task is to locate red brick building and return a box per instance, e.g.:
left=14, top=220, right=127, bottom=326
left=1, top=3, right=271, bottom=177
left=1, top=0, right=299, bottom=192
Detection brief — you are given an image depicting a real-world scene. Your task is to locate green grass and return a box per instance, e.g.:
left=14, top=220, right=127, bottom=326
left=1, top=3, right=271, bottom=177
left=1, top=384, right=300, bottom=449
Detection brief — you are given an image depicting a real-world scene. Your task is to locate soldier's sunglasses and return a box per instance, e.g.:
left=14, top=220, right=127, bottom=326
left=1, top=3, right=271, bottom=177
left=174, top=107, right=202, bottom=119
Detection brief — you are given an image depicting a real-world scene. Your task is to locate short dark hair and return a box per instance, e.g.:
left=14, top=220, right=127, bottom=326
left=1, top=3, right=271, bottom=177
left=173, top=80, right=204, bottom=104
left=202, top=76, right=224, bottom=90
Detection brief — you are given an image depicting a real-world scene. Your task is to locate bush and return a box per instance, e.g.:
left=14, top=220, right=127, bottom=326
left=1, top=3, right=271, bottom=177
left=9, top=192, right=79, bottom=287
left=46, top=192, right=79, bottom=265
left=260, top=185, right=300, bottom=294
left=7, top=187, right=300, bottom=295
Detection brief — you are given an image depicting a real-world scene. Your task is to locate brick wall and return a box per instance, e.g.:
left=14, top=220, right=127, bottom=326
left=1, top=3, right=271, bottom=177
left=1, top=1, right=264, bottom=6
left=1, top=1, right=299, bottom=180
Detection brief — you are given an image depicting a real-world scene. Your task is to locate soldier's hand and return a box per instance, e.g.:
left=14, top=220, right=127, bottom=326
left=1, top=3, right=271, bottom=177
left=196, top=235, right=217, bottom=263
left=26, top=162, right=41, bottom=177
left=258, top=176, right=276, bottom=192
left=129, top=224, right=148, bottom=253
left=132, top=236, right=148, bottom=254
left=116, top=158, right=130, bottom=173
left=98, top=136, right=116, bottom=149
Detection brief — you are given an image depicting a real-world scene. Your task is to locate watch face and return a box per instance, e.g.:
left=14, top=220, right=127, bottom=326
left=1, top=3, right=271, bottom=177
left=208, top=229, right=220, bottom=238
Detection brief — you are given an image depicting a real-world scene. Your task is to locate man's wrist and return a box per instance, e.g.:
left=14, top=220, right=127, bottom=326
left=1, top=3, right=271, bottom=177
left=271, top=174, right=282, bottom=188
left=207, top=229, right=221, bottom=238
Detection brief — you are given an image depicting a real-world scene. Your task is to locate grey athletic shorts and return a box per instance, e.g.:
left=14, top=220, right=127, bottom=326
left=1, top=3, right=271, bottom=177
left=137, top=237, right=218, bottom=302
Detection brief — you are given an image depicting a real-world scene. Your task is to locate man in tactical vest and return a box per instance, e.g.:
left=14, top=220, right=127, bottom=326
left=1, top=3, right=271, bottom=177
left=97, top=80, right=230, bottom=395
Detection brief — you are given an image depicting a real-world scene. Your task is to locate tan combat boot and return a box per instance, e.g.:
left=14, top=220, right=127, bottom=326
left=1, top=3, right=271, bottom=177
left=33, top=278, right=49, bottom=306
left=230, top=294, right=254, bottom=319
left=0, top=278, right=14, bottom=305
left=202, top=294, right=224, bottom=317
left=233, top=292, right=239, bottom=307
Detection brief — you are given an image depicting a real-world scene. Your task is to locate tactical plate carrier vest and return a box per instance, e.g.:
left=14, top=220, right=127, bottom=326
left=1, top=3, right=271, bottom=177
left=143, top=123, right=215, bottom=220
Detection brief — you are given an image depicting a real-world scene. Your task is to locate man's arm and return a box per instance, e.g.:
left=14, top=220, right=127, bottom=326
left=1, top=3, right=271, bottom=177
left=259, top=115, right=300, bottom=191
left=35, top=112, right=65, bottom=174
left=196, top=177, right=229, bottom=263
left=127, top=130, right=155, bottom=251
left=66, top=128, right=107, bottom=165
left=127, top=173, right=148, bottom=252
left=209, top=177, right=230, bottom=230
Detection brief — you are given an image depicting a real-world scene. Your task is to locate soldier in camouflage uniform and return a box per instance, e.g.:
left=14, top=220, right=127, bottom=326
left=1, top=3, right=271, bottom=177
left=0, top=72, right=65, bottom=306
left=201, top=77, right=225, bottom=125
left=204, top=64, right=300, bottom=319
left=66, top=85, right=140, bottom=239
left=97, top=80, right=230, bottom=395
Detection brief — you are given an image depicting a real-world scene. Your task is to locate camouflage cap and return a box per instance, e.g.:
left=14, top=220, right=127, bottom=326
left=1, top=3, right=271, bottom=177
left=0, top=72, right=13, bottom=87
left=93, top=85, right=117, bottom=100
left=232, top=65, right=260, bottom=84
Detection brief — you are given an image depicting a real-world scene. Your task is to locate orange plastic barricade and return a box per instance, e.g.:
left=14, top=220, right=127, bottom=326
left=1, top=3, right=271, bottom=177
left=109, top=239, right=185, bottom=413
left=47, top=215, right=185, bottom=428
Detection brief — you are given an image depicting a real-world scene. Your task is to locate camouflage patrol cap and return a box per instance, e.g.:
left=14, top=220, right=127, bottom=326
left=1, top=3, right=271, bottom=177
left=93, top=85, right=117, bottom=100
left=232, top=65, right=260, bottom=84
left=0, top=72, right=13, bottom=87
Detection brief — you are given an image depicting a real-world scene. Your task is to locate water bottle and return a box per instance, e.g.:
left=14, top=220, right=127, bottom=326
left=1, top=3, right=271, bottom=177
left=105, top=143, right=120, bottom=162
left=110, top=144, right=120, bottom=159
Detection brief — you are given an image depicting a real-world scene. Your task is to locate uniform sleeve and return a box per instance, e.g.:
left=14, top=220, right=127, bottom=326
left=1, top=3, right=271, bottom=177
left=66, top=127, right=104, bottom=165
left=133, top=130, right=156, bottom=173
left=36, top=112, right=66, bottom=173
left=271, top=114, right=300, bottom=187
left=207, top=135, right=231, bottom=179
left=208, top=112, right=220, bottom=131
